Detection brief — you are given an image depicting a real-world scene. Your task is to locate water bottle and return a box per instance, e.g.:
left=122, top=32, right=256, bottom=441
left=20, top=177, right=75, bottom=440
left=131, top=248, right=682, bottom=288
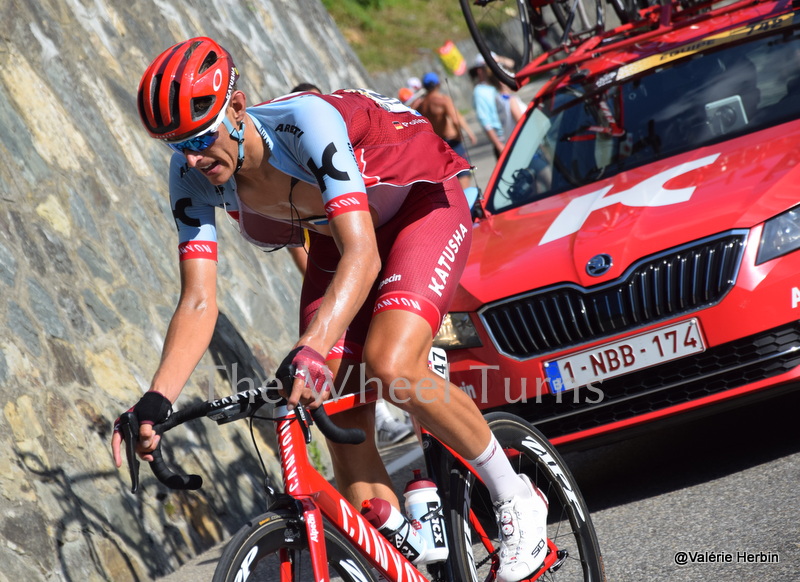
left=361, top=497, right=428, bottom=564
left=403, top=469, right=449, bottom=563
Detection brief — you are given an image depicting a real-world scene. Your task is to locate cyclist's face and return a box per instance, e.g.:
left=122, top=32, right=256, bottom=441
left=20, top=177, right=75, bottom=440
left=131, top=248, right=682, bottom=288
left=184, top=129, right=233, bottom=184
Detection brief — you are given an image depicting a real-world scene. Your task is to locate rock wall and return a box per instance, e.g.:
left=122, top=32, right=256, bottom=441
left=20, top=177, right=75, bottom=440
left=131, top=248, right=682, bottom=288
left=0, top=1, right=375, bottom=580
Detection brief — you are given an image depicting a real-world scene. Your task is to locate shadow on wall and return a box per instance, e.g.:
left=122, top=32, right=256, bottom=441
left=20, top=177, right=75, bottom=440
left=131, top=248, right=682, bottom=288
left=11, top=312, right=282, bottom=581
left=207, top=311, right=282, bottom=456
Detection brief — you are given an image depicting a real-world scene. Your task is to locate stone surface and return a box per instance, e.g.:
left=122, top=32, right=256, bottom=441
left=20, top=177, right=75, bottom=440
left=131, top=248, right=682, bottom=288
left=0, top=1, right=383, bottom=580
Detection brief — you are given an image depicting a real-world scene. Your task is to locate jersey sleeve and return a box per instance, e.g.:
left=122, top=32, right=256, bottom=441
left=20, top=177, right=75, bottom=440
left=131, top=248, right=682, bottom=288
left=168, top=154, right=220, bottom=261
left=289, top=97, right=370, bottom=220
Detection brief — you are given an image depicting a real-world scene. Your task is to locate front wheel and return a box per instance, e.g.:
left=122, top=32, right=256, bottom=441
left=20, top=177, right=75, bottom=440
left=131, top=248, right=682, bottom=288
left=213, top=510, right=380, bottom=582
left=447, top=412, right=605, bottom=581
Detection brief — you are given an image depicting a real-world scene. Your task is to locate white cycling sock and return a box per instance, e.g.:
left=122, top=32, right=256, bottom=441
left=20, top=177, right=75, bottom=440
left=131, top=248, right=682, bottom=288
left=468, top=434, right=530, bottom=503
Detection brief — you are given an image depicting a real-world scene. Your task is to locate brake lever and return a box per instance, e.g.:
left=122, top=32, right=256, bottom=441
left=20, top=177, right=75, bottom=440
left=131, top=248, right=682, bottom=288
left=294, top=404, right=313, bottom=444
left=119, top=411, right=141, bottom=494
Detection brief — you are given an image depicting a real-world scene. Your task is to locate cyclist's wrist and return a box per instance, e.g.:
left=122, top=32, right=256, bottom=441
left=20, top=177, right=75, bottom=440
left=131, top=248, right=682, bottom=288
left=277, top=346, right=333, bottom=405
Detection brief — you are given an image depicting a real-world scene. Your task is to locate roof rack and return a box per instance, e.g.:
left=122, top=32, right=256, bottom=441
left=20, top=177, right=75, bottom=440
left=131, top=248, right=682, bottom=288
left=516, top=0, right=792, bottom=87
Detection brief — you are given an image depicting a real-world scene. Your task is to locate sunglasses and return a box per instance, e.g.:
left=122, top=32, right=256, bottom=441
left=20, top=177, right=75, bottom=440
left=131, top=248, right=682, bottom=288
left=165, top=102, right=228, bottom=154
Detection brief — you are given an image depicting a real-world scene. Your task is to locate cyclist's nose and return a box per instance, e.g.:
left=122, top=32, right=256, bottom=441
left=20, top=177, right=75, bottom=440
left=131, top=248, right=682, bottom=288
left=184, top=151, right=204, bottom=167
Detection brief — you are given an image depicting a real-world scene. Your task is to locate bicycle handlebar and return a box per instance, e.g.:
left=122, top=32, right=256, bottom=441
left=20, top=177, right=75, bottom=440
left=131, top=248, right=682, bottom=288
left=309, top=404, right=366, bottom=445
left=120, top=383, right=366, bottom=493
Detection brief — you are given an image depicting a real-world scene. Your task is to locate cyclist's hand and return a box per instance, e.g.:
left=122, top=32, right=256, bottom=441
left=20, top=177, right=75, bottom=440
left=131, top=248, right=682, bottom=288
left=111, top=391, right=172, bottom=466
left=276, top=346, right=333, bottom=411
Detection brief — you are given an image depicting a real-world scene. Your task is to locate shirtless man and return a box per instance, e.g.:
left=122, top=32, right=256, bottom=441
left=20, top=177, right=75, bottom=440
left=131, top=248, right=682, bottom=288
left=111, top=38, right=547, bottom=582
left=415, top=72, right=477, bottom=189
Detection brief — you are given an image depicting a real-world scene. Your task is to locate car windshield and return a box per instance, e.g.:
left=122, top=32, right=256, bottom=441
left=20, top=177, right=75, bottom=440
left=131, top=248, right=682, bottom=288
left=488, top=25, right=800, bottom=213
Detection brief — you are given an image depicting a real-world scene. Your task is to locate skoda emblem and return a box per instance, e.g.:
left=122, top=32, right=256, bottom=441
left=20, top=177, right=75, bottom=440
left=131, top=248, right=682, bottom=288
left=586, top=254, right=613, bottom=277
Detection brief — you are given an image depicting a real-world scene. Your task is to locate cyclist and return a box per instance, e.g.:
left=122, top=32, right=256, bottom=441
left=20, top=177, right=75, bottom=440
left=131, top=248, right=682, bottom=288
left=111, top=37, right=547, bottom=581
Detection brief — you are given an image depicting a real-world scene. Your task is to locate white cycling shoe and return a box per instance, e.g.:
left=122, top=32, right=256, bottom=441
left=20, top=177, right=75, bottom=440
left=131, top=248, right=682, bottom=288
left=495, top=474, right=549, bottom=582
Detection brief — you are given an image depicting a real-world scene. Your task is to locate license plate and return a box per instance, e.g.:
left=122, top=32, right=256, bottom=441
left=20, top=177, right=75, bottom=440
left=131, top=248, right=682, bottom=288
left=544, top=319, right=705, bottom=392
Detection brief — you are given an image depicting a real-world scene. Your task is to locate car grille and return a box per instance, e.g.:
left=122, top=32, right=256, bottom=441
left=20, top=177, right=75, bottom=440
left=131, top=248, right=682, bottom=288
left=495, top=322, right=800, bottom=439
left=480, top=231, right=747, bottom=359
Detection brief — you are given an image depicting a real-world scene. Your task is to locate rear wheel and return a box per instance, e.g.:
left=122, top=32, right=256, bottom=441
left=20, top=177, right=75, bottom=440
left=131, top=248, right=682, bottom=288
left=213, top=510, right=380, bottom=582
left=447, top=412, right=605, bottom=581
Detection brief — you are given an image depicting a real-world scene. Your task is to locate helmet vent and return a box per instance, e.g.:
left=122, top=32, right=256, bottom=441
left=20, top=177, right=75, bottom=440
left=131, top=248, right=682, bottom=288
left=184, top=40, right=202, bottom=61
left=199, top=52, right=217, bottom=74
left=168, top=80, right=180, bottom=126
left=191, top=96, right=215, bottom=121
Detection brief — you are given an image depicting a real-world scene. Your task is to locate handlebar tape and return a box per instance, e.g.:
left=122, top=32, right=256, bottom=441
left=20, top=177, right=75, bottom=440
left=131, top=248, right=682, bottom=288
left=310, top=404, right=366, bottom=445
left=147, top=403, right=211, bottom=490
left=149, top=444, right=203, bottom=490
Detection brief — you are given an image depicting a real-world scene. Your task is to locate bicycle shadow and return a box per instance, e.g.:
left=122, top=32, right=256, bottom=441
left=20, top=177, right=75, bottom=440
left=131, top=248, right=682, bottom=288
left=207, top=310, right=282, bottom=456
left=561, top=389, right=800, bottom=511
left=16, top=427, right=274, bottom=581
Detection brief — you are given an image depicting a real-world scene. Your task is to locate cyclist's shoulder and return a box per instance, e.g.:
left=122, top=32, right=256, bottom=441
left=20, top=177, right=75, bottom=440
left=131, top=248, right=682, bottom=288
left=250, top=92, right=340, bottom=122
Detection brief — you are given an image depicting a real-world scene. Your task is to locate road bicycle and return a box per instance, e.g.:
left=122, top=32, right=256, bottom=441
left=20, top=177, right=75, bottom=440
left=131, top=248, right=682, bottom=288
left=118, top=368, right=605, bottom=581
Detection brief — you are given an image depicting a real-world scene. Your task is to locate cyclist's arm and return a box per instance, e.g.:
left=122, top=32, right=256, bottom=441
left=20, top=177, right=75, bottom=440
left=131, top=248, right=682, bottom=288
left=295, top=209, right=380, bottom=359
left=151, top=257, right=219, bottom=404
left=280, top=96, right=381, bottom=407
left=112, top=258, right=218, bottom=466
left=155, top=160, right=222, bottom=404
left=112, top=159, right=223, bottom=465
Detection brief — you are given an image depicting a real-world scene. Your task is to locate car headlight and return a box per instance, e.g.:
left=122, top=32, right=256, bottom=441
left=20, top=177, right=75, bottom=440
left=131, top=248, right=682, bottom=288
left=433, top=313, right=482, bottom=350
left=757, top=207, right=800, bottom=265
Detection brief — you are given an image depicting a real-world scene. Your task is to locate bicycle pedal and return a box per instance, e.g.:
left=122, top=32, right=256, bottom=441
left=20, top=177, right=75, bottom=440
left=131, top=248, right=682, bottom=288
left=548, top=549, right=569, bottom=573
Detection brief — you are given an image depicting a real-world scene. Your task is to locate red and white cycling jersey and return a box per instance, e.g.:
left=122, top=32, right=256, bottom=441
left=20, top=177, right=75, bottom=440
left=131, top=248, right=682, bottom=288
left=169, top=89, right=470, bottom=261
left=167, top=89, right=473, bottom=347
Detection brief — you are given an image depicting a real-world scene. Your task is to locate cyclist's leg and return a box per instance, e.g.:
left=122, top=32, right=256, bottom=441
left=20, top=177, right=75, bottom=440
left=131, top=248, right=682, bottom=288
left=447, top=413, right=606, bottom=582
left=362, top=177, right=491, bottom=460
left=325, top=355, right=400, bottom=509
left=363, top=178, right=548, bottom=582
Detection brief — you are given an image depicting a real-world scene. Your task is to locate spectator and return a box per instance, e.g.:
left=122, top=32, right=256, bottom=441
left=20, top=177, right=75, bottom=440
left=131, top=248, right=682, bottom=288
left=415, top=71, right=477, bottom=189
left=398, top=86, right=415, bottom=106
left=405, top=76, right=426, bottom=108
left=497, top=83, right=526, bottom=142
left=469, top=55, right=506, bottom=158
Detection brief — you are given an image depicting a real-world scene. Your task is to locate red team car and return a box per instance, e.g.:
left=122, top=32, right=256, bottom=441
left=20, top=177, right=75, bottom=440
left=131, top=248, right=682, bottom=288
left=438, top=0, right=800, bottom=448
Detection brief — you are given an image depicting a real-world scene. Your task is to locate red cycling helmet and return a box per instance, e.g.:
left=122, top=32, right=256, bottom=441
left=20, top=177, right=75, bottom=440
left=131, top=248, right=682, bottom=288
left=137, top=37, right=239, bottom=142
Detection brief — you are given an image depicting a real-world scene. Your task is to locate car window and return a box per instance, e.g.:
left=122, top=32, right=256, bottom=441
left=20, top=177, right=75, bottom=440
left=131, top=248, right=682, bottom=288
left=487, top=26, right=800, bottom=214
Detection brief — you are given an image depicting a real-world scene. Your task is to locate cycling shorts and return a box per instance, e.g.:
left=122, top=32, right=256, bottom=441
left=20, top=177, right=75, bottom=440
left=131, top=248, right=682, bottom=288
left=299, top=176, right=472, bottom=361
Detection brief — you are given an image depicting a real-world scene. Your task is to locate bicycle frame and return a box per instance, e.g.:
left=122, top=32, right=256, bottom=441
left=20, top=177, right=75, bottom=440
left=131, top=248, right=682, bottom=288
left=273, top=389, right=563, bottom=582
left=124, top=373, right=581, bottom=581
left=273, top=393, right=432, bottom=582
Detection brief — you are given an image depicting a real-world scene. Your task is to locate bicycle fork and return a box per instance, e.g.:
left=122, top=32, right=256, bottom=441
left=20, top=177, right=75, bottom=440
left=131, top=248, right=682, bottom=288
left=274, top=409, right=432, bottom=582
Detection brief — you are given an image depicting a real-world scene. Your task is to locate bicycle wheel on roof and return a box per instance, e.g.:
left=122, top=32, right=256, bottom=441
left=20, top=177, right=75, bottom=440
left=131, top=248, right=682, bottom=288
left=460, top=0, right=538, bottom=89
left=461, top=0, right=606, bottom=89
